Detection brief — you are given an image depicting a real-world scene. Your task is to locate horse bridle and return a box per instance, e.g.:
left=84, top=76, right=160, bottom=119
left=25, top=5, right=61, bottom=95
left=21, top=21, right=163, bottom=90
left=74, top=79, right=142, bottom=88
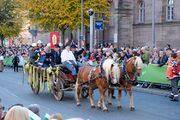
left=124, top=57, right=138, bottom=84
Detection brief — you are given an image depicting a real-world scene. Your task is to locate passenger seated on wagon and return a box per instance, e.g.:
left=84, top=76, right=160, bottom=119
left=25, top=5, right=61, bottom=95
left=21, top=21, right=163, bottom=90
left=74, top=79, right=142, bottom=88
left=42, top=43, right=54, bottom=68
left=29, top=43, right=40, bottom=65
left=53, top=44, right=62, bottom=65
left=61, top=45, right=81, bottom=78
left=37, top=43, right=54, bottom=68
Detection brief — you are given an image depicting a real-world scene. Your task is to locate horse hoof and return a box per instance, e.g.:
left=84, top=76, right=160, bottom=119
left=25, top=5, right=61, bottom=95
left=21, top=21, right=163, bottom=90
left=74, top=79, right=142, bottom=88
left=130, top=107, right=135, bottom=111
left=108, top=103, right=112, bottom=106
left=117, top=106, right=122, bottom=111
left=97, top=106, right=101, bottom=110
left=103, top=109, right=108, bottom=112
left=91, top=105, right=95, bottom=108
left=76, top=103, right=81, bottom=107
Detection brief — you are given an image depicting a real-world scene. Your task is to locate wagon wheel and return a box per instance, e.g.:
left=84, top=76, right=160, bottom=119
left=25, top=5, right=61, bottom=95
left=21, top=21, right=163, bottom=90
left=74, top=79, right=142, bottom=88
left=81, top=85, right=89, bottom=99
left=53, top=79, right=64, bottom=101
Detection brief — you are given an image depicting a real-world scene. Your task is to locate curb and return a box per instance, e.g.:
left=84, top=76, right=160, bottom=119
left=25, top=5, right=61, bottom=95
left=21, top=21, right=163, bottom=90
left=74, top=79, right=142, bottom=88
left=133, top=86, right=170, bottom=97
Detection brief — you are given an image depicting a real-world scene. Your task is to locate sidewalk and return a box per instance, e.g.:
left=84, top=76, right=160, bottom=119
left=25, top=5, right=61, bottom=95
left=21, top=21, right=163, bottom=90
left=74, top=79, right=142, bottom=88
left=133, top=86, right=171, bottom=97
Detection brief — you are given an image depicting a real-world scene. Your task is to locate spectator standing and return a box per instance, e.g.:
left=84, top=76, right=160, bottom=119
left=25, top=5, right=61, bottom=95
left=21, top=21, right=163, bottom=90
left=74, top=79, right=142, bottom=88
left=167, top=52, right=180, bottom=101
left=157, top=51, right=168, bottom=67
left=141, top=47, right=150, bottom=65
left=151, top=51, right=159, bottom=64
left=12, top=53, right=19, bottom=72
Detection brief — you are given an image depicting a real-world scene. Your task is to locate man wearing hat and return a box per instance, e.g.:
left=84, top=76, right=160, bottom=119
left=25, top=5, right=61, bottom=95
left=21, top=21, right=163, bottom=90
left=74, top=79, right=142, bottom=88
left=61, top=44, right=77, bottom=78
left=70, top=42, right=84, bottom=61
left=53, top=44, right=62, bottom=65
left=29, top=43, right=40, bottom=65
left=37, top=40, right=44, bottom=52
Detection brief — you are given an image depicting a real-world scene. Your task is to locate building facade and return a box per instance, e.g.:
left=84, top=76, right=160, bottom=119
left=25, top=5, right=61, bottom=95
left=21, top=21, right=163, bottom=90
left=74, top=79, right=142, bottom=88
left=108, top=0, right=180, bottom=49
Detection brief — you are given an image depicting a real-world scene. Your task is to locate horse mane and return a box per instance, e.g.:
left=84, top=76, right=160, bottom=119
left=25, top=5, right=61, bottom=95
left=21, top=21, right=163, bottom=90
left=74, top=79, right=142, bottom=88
left=134, top=56, right=143, bottom=69
left=112, top=63, right=120, bottom=81
left=102, top=59, right=115, bottom=80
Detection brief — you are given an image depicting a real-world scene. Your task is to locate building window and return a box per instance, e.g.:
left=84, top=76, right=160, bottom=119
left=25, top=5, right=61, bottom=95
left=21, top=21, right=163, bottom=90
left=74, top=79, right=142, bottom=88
left=139, top=1, right=145, bottom=23
left=166, top=0, right=174, bottom=21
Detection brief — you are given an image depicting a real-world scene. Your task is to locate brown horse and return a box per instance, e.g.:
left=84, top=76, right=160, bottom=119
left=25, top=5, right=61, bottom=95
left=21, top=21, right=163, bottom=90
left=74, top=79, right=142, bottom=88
left=107, top=56, right=143, bottom=111
left=75, top=66, right=108, bottom=111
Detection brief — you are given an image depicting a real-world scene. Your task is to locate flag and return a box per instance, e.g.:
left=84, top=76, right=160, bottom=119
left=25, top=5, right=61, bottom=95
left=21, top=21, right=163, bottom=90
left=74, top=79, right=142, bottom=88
left=50, top=32, right=59, bottom=48
left=28, top=109, right=41, bottom=120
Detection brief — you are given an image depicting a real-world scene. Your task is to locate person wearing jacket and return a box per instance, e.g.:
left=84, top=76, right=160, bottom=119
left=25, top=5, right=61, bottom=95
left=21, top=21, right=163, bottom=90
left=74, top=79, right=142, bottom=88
left=141, top=47, right=150, bottom=65
left=29, top=43, right=40, bottom=65
left=53, top=44, right=62, bottom=65
left=167, top=52, right=180, bottom=101
left=12, top=53, right=20, bottom=72
left=157, top=51, right=168, bottom=67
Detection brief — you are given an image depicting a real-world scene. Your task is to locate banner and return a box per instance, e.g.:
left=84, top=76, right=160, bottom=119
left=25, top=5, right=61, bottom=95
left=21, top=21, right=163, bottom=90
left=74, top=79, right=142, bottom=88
left=50, top=32, right=59, bottom=48
left=138, top=64, right=180, bottom=86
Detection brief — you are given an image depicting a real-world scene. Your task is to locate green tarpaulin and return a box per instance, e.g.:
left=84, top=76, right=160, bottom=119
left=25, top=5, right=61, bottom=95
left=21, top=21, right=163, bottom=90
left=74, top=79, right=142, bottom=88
left=3, top=57, right=13, bottom=66
left=138, top=64, right=180, bottom=86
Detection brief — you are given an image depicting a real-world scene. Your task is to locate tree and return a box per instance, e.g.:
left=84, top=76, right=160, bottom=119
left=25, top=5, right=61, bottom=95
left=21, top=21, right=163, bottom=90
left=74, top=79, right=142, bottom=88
left=0, top=0, right=22, bottom=46
left=17, top=0, right=111, bottom=43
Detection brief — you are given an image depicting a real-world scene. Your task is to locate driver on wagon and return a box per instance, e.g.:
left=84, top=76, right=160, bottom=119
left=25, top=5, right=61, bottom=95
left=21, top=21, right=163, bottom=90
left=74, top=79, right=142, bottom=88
left=61, top=44, right=78, bottom=78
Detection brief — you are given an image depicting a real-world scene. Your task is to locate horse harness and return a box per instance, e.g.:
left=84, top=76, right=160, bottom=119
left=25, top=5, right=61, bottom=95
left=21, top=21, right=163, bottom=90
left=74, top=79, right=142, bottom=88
left=121, top=57, right=138, bottom=84
left=88, top=67, right=105, bottom=83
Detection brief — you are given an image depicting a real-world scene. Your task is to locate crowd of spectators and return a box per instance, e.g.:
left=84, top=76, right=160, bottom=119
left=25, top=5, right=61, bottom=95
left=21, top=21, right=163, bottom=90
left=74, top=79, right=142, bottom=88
left=0, top=45, right=29, bottom=58
left=0, top=42, right=178, bottom=71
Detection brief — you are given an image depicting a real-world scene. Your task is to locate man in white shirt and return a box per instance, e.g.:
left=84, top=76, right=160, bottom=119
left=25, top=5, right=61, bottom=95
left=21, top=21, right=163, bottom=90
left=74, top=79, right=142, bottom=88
left=61, top=45, right=77, bottom=77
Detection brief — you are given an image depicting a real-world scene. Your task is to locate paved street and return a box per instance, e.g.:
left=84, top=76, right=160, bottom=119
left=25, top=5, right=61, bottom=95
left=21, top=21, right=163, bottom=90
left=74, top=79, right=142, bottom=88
left=0, top=68, right=180, bottom=120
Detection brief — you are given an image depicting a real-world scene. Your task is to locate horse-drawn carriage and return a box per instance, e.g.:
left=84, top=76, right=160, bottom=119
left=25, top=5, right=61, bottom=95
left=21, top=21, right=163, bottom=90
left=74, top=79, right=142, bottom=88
left=24, top=55, right=143, bottom=112
left=24, top=63, right=89, bottom=101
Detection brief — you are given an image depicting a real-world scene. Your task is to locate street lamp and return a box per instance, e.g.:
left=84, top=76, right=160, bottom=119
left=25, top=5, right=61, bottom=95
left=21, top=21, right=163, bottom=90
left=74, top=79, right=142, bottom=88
left=88, top=9, right=94, bottom=52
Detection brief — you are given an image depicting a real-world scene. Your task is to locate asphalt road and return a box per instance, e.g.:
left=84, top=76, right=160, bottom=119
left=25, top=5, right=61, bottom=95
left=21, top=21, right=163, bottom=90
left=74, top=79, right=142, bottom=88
left=0, top=68, right=180, bottom=120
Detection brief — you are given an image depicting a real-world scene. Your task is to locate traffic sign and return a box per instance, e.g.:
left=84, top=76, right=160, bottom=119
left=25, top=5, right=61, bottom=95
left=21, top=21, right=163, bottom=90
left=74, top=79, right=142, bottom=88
left=95, top=20, right=104, bottom=30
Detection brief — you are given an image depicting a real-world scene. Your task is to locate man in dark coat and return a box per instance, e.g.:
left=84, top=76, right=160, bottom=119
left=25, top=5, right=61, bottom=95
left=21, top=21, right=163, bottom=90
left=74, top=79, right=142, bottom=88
left=54, top=44, right=62, bottom=65
left=157, top=51, right=168, bottom=67
left=12, top=53, right=19, bottom=72
left=70, top=44, right=84, bottom=61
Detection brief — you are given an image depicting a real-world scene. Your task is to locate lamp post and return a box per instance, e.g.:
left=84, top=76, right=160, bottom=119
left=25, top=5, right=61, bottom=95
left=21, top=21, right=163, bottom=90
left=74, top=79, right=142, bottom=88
left=88, top=9, right=94, bottom=52
left=80, top=0, right=84, bottom=47
left=152, top=0, right=156, bottom=48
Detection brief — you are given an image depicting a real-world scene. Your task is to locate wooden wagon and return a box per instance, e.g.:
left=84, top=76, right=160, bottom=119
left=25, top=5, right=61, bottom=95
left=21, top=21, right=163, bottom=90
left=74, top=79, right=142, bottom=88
left=24, top=63, right=88, bottom=101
